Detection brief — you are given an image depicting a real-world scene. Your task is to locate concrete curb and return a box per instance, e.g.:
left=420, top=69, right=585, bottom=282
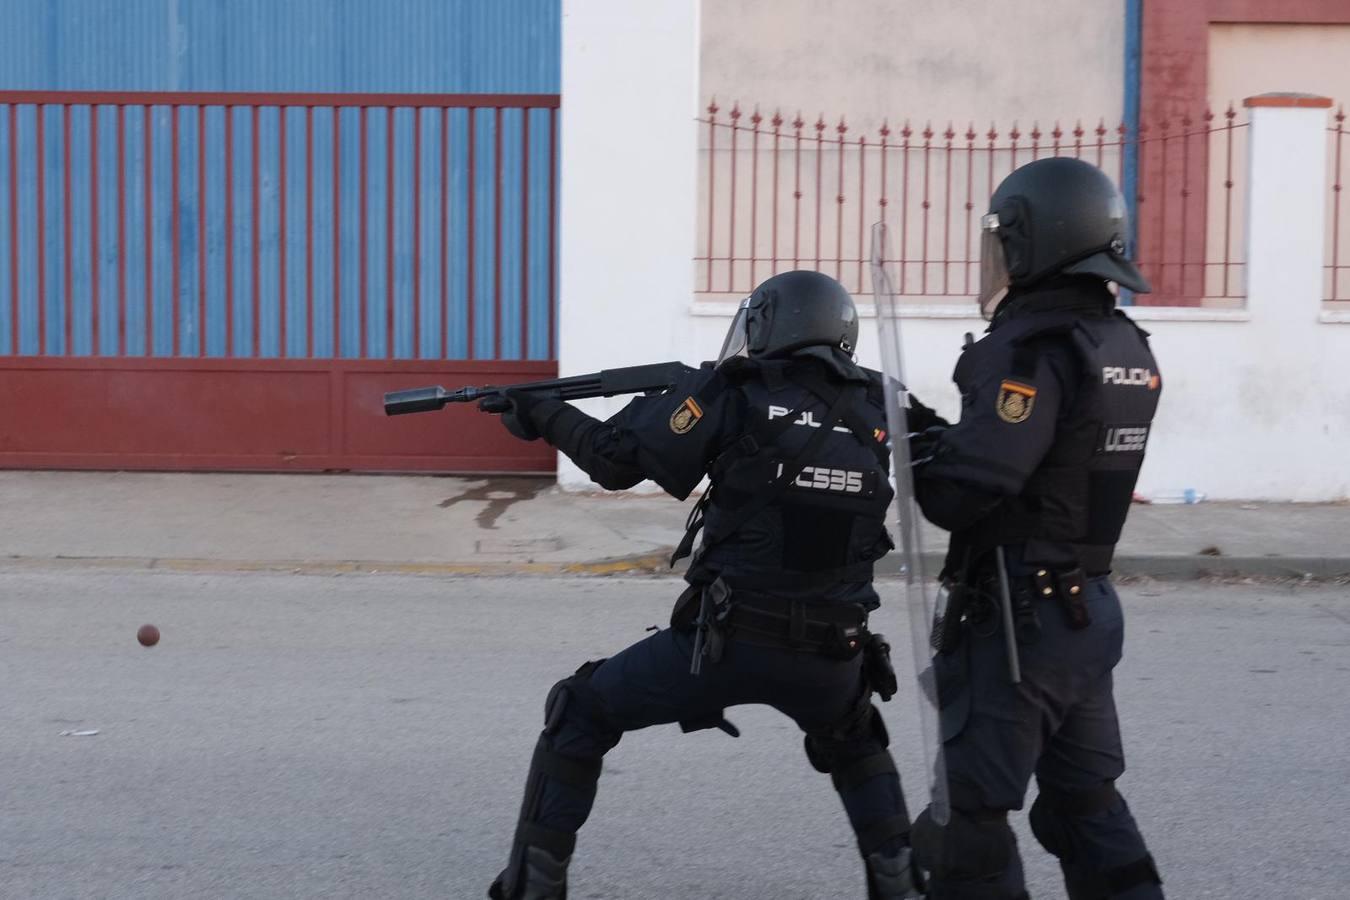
left=3, top=550, right=1346, bottom=580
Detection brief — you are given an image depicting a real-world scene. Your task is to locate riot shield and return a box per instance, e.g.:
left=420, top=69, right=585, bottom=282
left=869, top=222, right=950, bottom=827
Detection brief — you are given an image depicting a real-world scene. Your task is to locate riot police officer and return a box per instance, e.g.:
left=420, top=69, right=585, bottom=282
left=482, top=270, right=920, bottom=899
left=907, top=157, right=1164, bottom=899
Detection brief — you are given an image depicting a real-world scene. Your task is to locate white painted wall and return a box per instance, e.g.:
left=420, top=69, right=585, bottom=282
left=557, top=0, right=702, bottom=488
left=558, top=1, right=1350, bottom=500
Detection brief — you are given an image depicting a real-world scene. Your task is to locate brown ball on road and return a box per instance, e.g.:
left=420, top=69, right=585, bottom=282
left=137, top=624, right=160, bottom=647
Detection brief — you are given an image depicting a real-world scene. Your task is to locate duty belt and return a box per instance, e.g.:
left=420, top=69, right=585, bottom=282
left=675, top=579, right=869, bottom=675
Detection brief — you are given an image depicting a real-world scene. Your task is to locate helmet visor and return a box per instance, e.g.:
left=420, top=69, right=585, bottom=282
left=716, top=299, right=752, bottom=365
left=977, top=213, right=1010, bottom=319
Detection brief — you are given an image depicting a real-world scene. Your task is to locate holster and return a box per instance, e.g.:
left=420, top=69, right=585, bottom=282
left=862, top=632, right=899, bottom=702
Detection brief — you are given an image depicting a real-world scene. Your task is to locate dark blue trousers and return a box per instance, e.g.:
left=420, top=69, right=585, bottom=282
left=929, top=576, right=1162, bottom=899
left=528, top=624, right=908, bottom=856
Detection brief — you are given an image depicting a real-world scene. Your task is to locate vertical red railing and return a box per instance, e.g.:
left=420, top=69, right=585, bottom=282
left=1332, top=106, right=1346, bottom=301
left=330, top=107, right=340, bottom=358
left=792, top=113, right=803, bottom=269
left=750, top=108, right=761, bottom=290
left=771, top=110, right=782, bottom=276
left=225, top=105, right=235, bottom=356
left=412, top=107, right=422, bottom=358
left=8, top=104, right=18, bottom=354
left=170, top=104, right=180, bottom=356
left=492, top=105, right=502, bottom=360
left=63, top=104, right=72, bottom=355
left=835, top=117, right=846, bottom=284
left=250, top=105, right=260, bottom=357
left=439, top=106, right=449, bottom=359
left=305, top=105, right=314, bottom=358
left=89, top=105, right=100, bottom=355
left=520, top=108, right=530, bottom=359
left=813, top=113, right=824, bottom=271
left=696, top=96, right=1248, bottom=304
left=727, top=103, right=739, bottom=292
left=705, top=99, right=717, bottom=292
left=197, top=105, right=208, bottom=356
left=116, top=105, right=127, bottom=356
left=36, top=105, right=46, bottom=354
left=899, top=121, right=910, bottom=292
left=383, top=109, right=393, bottom=359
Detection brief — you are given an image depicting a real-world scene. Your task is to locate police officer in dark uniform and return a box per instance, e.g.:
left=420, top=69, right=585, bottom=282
left=482, top=270, right=920, bottom=899
left=905, top=157, right=1164, bottom=899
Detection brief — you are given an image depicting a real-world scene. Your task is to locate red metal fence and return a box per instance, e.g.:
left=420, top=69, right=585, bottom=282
left=0, top=90, right=560, bottom=473
left=697, top=99, right=1249, bottom=307
left=1329, top=106, right=1350, bottom=303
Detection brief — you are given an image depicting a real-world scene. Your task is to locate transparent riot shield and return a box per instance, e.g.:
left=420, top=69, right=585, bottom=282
left=869, top=222, right=950, bottom=826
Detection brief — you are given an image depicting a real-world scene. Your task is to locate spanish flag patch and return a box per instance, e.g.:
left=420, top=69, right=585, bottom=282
left=996, top=380, right=1037, bottom=424
left=669, top=397, right=704, bottom=434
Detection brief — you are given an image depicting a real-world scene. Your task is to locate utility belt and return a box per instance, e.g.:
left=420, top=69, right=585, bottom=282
left=932, top=563, right=1097, bottom=655
left=670, top=578, right=898, bottom=701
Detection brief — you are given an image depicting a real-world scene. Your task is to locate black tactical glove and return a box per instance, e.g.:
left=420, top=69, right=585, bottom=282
left=904, top=393, right=949, bottom=434
left=479, top=389, right=542, bottom=442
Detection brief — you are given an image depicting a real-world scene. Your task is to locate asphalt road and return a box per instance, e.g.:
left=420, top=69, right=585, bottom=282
left=2, top=569, right=1348, bottom=899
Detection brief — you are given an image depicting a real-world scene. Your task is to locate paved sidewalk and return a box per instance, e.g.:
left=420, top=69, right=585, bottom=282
left=1, top=471, right=1347, bottom=578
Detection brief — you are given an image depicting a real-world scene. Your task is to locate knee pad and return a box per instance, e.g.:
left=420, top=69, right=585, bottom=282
left=1029, top=781, right=1120, bottom=863
left=543, top=658, right=620, bottom=745
left=912, top=805, right=1015, bottom=882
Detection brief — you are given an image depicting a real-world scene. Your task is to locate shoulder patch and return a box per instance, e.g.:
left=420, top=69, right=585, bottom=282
left=669, top=396, right=704, bottom=434
left=996, top=380, right=1036, bottom=424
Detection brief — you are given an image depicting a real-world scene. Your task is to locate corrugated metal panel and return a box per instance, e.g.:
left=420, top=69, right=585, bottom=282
left=0, top=96, right=558, bottom=361
left=0, top=0, right=560, bottom=94
left=0, top=0, right=560, bottom=361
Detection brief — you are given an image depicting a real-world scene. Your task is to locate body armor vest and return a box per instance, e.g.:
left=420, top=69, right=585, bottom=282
left=682, top=358, right=894, bottom=605
left=950, top=309, right=1161, bottom=575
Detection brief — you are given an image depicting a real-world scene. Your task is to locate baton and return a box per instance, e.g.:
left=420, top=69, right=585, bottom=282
left=994, top=546, right=1022, bottom=684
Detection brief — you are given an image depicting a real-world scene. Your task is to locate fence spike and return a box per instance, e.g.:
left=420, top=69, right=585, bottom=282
left=1073, top=120, right=1085, bottom=139
left=1203, top=106, right=1215, bottom=125
left=792, top=111, right=804, bottom=131
left=879, top=119, right=891, bottom=139
left=986, top=122, right=999, bottom=142
left=922, top=121, right=934, bottom=141
left=814, top=113, right=826, bottom=134
left=1030, top=121, right=1042, bottom=141
left=707, top=97, right=719, bottom=117
left=751, top=106, right=762, bottom=127
left=944, top=122, right=956, bottom=142
left=1052, top=121, right=1063, bottom=140
left=1010, top=121, right=1021, bottom=141
left=901, top=120, right=912, bottom=140
left=1225, top=102, right=1236, bottom=122
left=837, top=115, right=848, bottom=137
left=771, top=108, right=783, bottom=128
left=730, top=102, right=742, bottom=122
left=965, top=122, right=977, bottom=142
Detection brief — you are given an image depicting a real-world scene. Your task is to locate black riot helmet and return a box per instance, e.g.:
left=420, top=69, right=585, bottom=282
left=716, top=270, right=859, bottom=365
left=978, top=157, right=1150, bottom=317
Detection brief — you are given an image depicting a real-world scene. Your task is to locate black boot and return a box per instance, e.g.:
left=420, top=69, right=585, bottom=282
left=866, top=847, right=924, bottom=899
left=488, top=846, right=570, bottom=900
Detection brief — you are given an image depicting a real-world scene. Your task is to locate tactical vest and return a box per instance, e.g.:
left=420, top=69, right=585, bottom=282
left=951, top=309, right=1161, bottom=575
left=675, top=358, right=895, bottom=602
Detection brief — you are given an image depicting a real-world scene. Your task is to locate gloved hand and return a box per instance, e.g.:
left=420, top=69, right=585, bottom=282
left=904, top=394, right=949, bottom=434
left=478, top=389, right=541, bottom=441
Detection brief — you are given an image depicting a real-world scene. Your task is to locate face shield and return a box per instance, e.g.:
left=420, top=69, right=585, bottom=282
left=716, top=297, right=752, bottom=365
left=977, top=212, right=1011, bottom=319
